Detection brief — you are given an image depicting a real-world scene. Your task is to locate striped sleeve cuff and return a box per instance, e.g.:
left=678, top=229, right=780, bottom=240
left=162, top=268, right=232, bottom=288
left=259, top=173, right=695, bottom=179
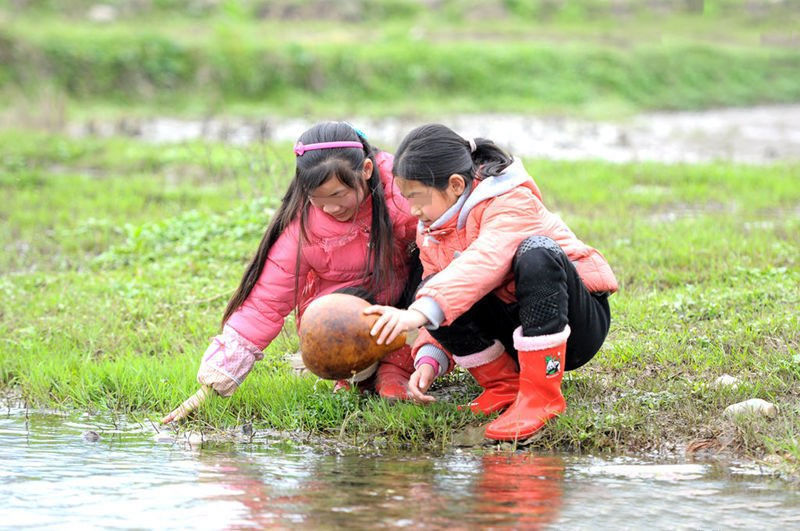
left=414, top=343, right=449, bottom=378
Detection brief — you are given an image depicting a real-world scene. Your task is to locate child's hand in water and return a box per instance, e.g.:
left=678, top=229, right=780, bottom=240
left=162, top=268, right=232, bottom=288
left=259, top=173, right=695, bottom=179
left=362, top=306, right=428, bottom=345
left=161, top=385, right=210, bottom=424
left=407, top=364, right=437, bottom=404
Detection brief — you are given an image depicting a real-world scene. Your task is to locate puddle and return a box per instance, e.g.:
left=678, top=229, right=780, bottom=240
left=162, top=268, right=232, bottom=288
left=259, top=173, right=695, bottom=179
left=68, top=104, right=800, bottom=164
left=1, top=407, right=798, bottom=528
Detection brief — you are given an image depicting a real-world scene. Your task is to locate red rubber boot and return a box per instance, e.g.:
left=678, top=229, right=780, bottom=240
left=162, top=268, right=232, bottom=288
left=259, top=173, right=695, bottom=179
left=485, top=326, right=570, bottom=441
left=454, top=340, right=519, bottom=415
left=374, top=344, right=415, bottom=400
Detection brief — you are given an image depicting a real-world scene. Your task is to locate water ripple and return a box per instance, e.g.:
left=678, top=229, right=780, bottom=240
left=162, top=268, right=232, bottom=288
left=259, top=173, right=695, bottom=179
left=1, top=409, right=798, bottom=529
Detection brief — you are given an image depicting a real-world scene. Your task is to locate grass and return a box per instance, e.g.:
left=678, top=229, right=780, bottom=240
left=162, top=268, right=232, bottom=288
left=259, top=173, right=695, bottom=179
left=0, top=130, right=295, bottom=271
left=2, top=1, right=800, bottom=120
left=1, top=129, right=798, bottom=469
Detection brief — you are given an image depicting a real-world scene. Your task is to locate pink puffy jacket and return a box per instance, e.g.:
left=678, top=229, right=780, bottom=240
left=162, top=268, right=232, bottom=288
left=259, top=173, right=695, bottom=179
left=198, top=151, right=419, bottom=395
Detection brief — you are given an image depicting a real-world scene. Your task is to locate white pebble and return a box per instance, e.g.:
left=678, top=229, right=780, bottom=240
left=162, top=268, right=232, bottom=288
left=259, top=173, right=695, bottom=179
left=724, top=399, right=778, bottom=418
left=186, top=432, right=204, bottom=446
left=714, top=374, right=742, bottom=387
left=87, top=4, right=117, bottom=23
left=152, top=432, right=175, bottom=443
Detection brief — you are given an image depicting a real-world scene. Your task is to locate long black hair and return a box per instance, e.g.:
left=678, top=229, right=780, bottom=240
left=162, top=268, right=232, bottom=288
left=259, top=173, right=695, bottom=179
left=392, top=123, right=513, bottom=189
left=221, top=121, right=396, bottom=327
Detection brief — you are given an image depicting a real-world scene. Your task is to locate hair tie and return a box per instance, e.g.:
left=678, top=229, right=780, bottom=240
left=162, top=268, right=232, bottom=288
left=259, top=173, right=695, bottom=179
left=468, top=138, right=477, bottom=153
left=344, top=121, right=368, bottom=140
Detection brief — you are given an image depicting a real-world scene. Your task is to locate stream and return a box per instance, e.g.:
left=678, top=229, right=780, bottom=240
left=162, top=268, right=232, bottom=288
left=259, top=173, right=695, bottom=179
left=3, top=407, right=798, bottom=529
left=71, top=104, right=800, bottom=164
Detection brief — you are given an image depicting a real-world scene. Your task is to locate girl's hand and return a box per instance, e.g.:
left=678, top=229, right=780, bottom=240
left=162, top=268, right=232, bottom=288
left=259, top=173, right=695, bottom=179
left=161, top=385, right=210, bottom=424
left=363, top=306, right=428, bottom=346
left=408, top=364, right=437, bottom=404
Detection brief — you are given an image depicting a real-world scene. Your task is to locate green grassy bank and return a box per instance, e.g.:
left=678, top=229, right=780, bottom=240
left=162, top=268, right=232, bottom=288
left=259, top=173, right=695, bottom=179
left=2, top=0, right=800, bottom=118
left=1, top=130, right=798, bottom=468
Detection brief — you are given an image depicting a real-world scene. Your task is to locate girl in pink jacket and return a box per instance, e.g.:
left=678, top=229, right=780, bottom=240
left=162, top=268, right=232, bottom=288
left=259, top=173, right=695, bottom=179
left=162, top=122, right=423, bottom=423
left=366, top=124, right=618, bottom=441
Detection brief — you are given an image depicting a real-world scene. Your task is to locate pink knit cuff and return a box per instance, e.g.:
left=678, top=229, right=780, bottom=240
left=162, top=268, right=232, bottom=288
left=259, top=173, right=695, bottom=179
left=416, top=356, right=440, bottom=375
left=197, top=325, right=264, bottom=395
left=512, top=325, right=571, bottom=352
left=451, top=340, right=504, bottom=369
left=414, top=343, right=449, bottom=378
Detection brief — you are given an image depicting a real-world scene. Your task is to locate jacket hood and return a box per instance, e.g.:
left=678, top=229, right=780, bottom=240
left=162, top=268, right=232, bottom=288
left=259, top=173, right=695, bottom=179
left=457, top=159, right=541, bottom=230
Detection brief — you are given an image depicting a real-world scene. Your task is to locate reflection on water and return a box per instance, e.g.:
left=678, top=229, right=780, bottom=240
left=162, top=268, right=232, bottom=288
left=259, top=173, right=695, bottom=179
left=1, top=407, right=798, bottom=529
left=473, top=454, right=565, bottom=528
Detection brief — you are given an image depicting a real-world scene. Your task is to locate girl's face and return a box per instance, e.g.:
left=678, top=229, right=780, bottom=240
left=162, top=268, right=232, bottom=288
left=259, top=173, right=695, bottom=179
left=308, top=159, right=372, bottom=222
left=395, top=174, right=465, bottom=226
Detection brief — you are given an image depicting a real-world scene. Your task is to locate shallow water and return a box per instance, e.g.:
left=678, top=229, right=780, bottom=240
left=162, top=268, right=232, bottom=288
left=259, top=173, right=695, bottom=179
left=2, top=407, right=798, bottom=529
left=71, top=104, right=800, bottom=164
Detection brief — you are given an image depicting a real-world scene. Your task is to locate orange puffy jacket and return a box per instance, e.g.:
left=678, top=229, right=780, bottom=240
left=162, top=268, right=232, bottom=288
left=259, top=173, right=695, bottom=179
left=410, top=160, right=617, bottom=362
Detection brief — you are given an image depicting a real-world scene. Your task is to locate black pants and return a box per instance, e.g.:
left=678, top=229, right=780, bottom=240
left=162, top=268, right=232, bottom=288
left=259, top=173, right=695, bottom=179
left=424, top=236, right=610, bottom=371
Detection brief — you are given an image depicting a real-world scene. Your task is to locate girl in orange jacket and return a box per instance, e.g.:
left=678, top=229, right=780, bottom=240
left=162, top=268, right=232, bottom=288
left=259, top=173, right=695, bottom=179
left=365, top=124, right=617, bottom=441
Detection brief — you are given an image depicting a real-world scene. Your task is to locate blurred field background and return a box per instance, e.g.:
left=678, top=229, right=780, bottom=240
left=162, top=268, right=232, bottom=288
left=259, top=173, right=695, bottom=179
left=1, top=0, right=798, bottom=463
left=2, top=0, right=800, bottom=121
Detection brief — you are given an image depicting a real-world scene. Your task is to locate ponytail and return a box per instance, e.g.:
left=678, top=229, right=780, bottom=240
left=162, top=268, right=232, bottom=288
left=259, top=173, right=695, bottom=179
left=470, top=137, right=513, bottom=179
left=356, top=130, right=396, bottom=299
left=393, top=123, right=513, bottom=190
left=221, top=179, right=305, bottom=326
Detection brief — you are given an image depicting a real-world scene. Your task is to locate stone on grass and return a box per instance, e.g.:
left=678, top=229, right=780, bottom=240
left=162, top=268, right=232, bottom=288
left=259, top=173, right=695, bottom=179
left=186, top=431, right=203, bottom=446
left=723, top=398, right=778, bottom=419
left=87, top=4, right=117, bottom=23
left=451, top=425, right=486, bottom=447
left=288, top=350, right=308, bottom=375
left=713, top=374, right=741, bottom=388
